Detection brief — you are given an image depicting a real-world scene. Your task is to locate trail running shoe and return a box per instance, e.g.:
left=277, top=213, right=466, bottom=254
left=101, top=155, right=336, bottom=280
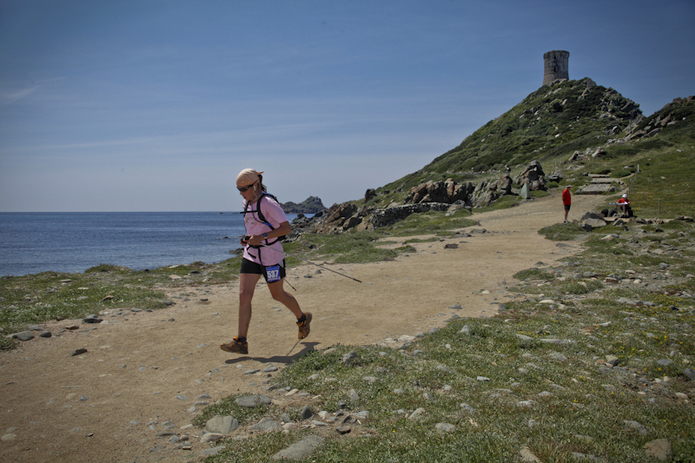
left=220, top=337, right=248, bottom=354
left=297, top=312, right=312, bottom=340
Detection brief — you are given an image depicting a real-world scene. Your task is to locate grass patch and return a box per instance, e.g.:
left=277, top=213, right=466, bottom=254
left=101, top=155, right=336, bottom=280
left=513, top=268, right=556, bottom=281
left=387, top=209, right=478, bottom=236
left=0, top=259, right=241, bottom=347
left=538, top=222, right=588, bottom=241
left=286, top=209, right=478, bottom=266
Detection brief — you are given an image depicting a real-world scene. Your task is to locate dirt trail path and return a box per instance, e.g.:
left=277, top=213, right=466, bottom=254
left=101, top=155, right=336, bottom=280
left=0, top=192, right=604, bottom=462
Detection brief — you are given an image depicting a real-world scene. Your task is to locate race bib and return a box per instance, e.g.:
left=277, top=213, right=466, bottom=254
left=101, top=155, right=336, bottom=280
left=265, top=265, right=282, bottom=283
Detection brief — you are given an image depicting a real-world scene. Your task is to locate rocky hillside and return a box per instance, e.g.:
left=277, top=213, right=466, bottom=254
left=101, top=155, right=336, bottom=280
left=626, top=95, right=695, bottom=142
left=287, top=82, right=694, bottom=237
left=385, top=78, right=644, bottom=194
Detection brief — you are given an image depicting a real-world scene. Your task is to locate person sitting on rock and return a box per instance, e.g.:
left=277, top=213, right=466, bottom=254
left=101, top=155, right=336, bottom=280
left=617, top=194, right=633, bottom=217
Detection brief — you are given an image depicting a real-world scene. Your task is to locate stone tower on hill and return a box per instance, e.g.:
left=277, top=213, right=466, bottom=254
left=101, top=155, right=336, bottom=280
left=543, top=50, right=570, bottom=86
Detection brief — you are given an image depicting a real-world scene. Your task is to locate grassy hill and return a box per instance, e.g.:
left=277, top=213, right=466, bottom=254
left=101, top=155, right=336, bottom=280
left=368, top=81, right=694, bottom=219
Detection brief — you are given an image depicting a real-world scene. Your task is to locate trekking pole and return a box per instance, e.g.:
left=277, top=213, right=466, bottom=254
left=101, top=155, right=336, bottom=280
left=247, top=240, right=362, bottom=283
left=286, top=338, right=301, bottom=356
left=286, top=250, right=362, bottom=283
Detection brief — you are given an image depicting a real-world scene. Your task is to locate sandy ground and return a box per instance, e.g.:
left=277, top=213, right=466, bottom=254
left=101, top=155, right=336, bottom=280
left=0, top=192, right=605, bottom=462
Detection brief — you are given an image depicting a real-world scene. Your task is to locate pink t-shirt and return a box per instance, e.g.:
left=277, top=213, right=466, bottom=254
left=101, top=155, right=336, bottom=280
left=242, top=194, right=287, bottom=266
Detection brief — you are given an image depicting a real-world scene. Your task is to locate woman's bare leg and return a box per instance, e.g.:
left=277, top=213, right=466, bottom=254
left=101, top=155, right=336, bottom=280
left=267, top=279, right=303, bottom=319
left=237, top=273, right=262, bottom=338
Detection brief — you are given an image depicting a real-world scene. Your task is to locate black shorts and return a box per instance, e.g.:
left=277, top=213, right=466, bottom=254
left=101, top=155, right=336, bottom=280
left=564, top=204, right=571, bottom=211
left=240, top=258, right=286, bottom=282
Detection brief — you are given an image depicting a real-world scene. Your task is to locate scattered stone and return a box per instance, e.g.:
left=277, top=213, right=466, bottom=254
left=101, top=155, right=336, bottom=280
left=39, top=331, right=52, bottom=338
left=408, top=408, right=426, bottom=420
left=200, top=432, right=224, bottom=443
left=336, top=425, right=351, bottom=435
left=11, top=331, right=35, bottom=341
left=520, top=446, right=542, bottom=462
left=624, top=420, right=648, bottom=435
left=71, top=348, right=88, bottom=356
left=643, top=438, right=671, bottom=461
left=516, top=400, right=535, bottom=408
left=300, top=406, right=313, bottom=420
left=460, top=403, right=475, bottom=413
left=236, top=395, right=271, bottom=408
left=83, top=315, right=103, bottom=324
left=342, top=351, right=358, bottom=365
left=250, top=418, right=281, bottom=432
left=206, top=415, right=239, bottom=435
left=435, top=422, right=455, bottom=432
left=272, top=434, right=325, bottom=461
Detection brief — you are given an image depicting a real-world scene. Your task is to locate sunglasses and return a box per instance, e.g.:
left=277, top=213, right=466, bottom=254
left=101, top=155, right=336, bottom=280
left=237, top=181, right=256, bottom=192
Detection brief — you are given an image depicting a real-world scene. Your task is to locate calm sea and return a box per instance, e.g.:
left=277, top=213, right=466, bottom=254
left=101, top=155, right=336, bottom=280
left=0, top=212, right=298, bottom=278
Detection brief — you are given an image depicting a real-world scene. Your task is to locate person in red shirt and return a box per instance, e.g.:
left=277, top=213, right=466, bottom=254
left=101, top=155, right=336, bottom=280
left=617, top=194, right=631, bottom=217
left=562, top=185, right=571, bottom=223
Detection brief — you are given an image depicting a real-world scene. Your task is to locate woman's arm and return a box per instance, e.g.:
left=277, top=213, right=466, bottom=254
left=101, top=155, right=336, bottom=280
left=247, top=221, right=291, bottom=246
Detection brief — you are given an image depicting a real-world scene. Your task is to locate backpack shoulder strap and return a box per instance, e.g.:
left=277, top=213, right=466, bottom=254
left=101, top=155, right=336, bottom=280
left=256, top=193, right=275, bottom=229
left=243, top=193, right=279, bottom=230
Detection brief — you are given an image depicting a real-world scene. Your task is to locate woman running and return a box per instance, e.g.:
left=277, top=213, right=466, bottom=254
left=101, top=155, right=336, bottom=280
left=220, top=168, right=311, bottom=355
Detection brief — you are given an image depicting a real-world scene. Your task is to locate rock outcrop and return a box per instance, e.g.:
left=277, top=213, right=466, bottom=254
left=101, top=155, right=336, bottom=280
left=626, top=95, right=693, bottom=141
left=287, top=160, right=553, bottom=236
left=282, top=196, right=327, bottom=214
left=514, top=160, right=546, bottom=191
left=404, top=179, right=474, bottom=205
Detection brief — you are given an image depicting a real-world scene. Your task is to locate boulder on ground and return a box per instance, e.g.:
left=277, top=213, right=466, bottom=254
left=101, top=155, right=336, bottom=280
left=515, top=160, right=547, bottom=191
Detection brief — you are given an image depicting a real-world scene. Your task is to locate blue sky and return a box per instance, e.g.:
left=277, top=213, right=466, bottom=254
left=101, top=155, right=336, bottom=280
left=1, top=1, right=693, bottom=212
